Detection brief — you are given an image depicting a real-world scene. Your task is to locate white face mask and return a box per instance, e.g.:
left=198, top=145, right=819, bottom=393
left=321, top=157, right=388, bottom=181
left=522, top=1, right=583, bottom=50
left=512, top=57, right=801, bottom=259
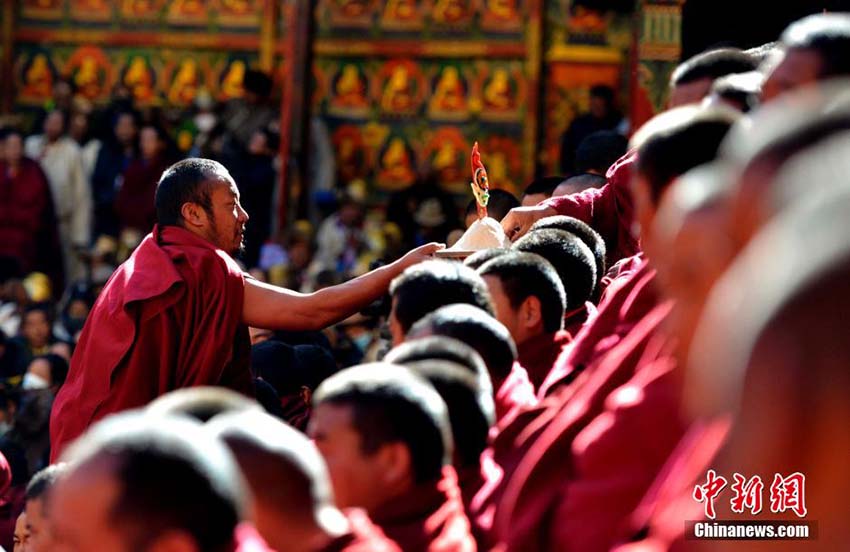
left=22, top=372, right=49, bottom=390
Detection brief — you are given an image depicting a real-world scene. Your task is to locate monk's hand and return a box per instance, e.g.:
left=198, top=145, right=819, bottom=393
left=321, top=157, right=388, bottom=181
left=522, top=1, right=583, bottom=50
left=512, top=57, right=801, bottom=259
left=398, top=242, right=445, bottom=270
left=500, top=204, right=558, bottom=242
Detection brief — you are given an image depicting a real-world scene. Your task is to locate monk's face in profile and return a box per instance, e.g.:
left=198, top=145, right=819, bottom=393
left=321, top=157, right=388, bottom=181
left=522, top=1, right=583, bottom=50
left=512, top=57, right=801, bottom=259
left=309, top=402, right=404, bottom=513
left=206, top=179, right=249, bottom=256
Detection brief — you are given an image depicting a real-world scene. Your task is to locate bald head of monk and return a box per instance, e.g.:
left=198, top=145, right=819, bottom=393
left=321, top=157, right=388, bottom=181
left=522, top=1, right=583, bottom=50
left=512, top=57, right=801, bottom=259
left=155, top=158, right=249, bottom=256
left=50, top=411, right=246, bottom=552
left=308, top=363, right=451, bottom=514
left=649, top=162, right=735, bottom=362
left=762, top=13, right=850, bottom=103
left=631, top=105, right=739, bottom=250
left=207, top=409, right=351, bottom=552
left=668, top=48, right=757, bottom=108
left=147, top=386, right=263, bottom=423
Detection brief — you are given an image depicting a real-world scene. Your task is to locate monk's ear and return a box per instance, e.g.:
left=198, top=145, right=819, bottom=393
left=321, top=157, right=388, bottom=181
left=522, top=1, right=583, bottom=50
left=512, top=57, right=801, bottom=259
left=520, top=295, right=543, bottom=331
left=376, top=442, right=412, bottom=487
left=180, top=201, right=208, bottom=229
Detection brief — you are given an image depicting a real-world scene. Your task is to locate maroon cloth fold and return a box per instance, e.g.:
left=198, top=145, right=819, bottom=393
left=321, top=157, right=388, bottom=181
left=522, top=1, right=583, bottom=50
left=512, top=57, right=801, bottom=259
left=516, top=330, right=572, bottom=392
left=319, top=509, right=402, bottom=552
left=115, top=156, right=170, bottom=233
left=494, top=363, right=537, bottom=427
left=542, top=149, right=639, bottom=266
left=370, top=467, right=476, bottom=552
left=50, top=225, right=252, bottom=460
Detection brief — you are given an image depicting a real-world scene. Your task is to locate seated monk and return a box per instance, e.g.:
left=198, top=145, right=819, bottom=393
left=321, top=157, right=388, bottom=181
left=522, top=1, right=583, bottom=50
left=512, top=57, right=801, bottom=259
left=50, top=158, right=442, bottom=459
left=528, top=215, right=607, bottom=302
left=406, top=303, right=536, bottom=425
left=476, top=251, right=571, bottom=391
left=489, top=106, right=740, bottom=552
left=209, top=409, right=401, bottom=552
left=388, top=260, right=495, bottom=346
left=385, top=359, right=495, bottom=548
left=309, top=363, right=476, bottom=552
left=49, top=411, right=269, bottom=551
left=512, top=229, right=598, bottom=336
left=500, top=49, right=757, bottom=265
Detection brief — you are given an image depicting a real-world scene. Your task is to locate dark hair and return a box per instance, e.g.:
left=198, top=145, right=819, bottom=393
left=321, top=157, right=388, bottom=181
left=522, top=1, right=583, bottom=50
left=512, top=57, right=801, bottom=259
left=251, top=341, right=338, bottom=396
left=671, top=48, right=758, bottom=86
left=147, top=387, right=262, bottom=423
left=478, top=251, right=566, bottom=333
left=465, top=189, right=520, bottom=222
left=62, top=413, right=244, bottom=552
left=23, top=303, right=53, bottom=324
left=243, top=69, right=273, bottom=98
left=512, top=229, right=597, bottom=310
left=575, top=130, right=628, bottom=174
left=408, top=303, right=517, bottom=381
left=389, top=260, right=494, bottom=335
left=530, top=216, right=607, bottom=288
left=636, top=108, right=738, bottom=202
left=405, top=360, right=494, bottom=469
left=522, top=176, right=565, bottom=198
left=782, top=13, right=850, bottom=79
left=590, top=84, right=615, bottom=104
left=25, top=463, right=66, bottom=502
left=155, top=158, right=231, bottom=226
left=383, top=336, right=493, bottom=396
left=463, top=248, right=509, bottom=270
left=313, top=363, right=451, bottom=484
left=35, top=353, right=68, bottom=388
left=711, top=72, right=762, bottom=113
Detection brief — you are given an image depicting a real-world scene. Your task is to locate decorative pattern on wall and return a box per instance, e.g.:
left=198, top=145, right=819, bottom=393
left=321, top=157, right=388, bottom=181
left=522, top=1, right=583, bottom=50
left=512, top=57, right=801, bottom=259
left=312, top=0, right=537, bottom=196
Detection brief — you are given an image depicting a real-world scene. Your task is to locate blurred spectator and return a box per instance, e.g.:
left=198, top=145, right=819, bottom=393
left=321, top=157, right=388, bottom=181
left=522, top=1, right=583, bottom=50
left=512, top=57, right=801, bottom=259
left=0, top=332, right=27, bottom=388
left=464, top=189, right=519, bottom=228
left=560, top=85, right=625, bottom=174
left=53, top=282, right=93, bottom=344
left=0, top=131, right=64, bottom=290
left=520, top=176, right=565, bottom=207
left=0, top=441, right=28, bottom=552
left=22, top=354, right=68, bottom=396
left=24, top=110, right=91, bottom=282
left=188, top=90, right=218, bottom=157
left=114, top=124, right=173, bottom=235
left=12, top=306, right=60, bottom=366
left=7, top=388, right=53, bottom=476
left=386, top=173, right=459, bottom=248
left=221, top=69, right=277, bottom=156
left=236, top=128, right=278, bottom=267
left=67, top=103, right=100, bottom=183
left=575, top=130, right=629, bottom=175
left=90, top=110, right=138, bottom=238
left=314, top=190, right=368, bottom=277
left=251, top=341, right=338, bottom=432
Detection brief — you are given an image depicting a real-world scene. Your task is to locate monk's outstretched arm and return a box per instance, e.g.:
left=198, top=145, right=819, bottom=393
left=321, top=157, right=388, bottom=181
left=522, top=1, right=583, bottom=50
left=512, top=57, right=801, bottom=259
left=242, top=242, right=444, bottom=331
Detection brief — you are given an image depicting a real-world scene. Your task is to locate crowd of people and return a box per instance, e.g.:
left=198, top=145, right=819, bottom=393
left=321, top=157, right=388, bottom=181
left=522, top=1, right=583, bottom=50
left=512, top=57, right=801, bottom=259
left=0, top=10, right=848, bottom=552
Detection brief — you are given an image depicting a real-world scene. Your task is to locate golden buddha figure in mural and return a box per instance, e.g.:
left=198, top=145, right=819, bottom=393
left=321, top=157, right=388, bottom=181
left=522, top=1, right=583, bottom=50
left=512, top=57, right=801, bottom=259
left=486, top=0, right=518, bottom=20
left=169, top=59, right=200, bottom=105
left=74, top=56, right=102, bottom=99
left=24, top=54, right=53, bottom=99
left=433, top=0, right=468, bottom=24
left=381, top=65, right=415, bottom=112
left=431, top=66, right=465, bottom=112
left=335, top=65, right=368, bottom=108
left=124, top=56, right=154, bottom=101
left=221, top=60, right=246, bottom=99
left=484, top=67, right=513, bottom=111
left=381, top=138, right=415, bottom=184
left=384, top=0, right=417, bottom=21
left=432, top=140, right=457, bottom=171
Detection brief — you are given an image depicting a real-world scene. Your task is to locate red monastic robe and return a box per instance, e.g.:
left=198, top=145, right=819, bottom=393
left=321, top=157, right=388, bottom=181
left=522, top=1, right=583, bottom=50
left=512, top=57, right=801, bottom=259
left=494, top=363, right=538, bottom=427
left=540, top=149, right=639, bottom=265
left=50, top=225, right=252, bottom=459
left=516, top=330, right=572, bottom=392
left=319, top=509, right=402, bottom=552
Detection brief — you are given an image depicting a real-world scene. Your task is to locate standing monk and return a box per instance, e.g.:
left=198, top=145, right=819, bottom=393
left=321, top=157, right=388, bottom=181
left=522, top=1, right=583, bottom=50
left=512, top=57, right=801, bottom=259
left=50, top=158, right=442, bottom=459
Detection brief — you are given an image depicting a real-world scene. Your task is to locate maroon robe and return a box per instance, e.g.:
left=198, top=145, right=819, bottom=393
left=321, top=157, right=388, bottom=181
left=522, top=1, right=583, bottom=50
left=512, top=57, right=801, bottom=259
left=492, top=304, right=675, bottom=552
left=516, top=330, right=572, bottom=392
left=563, top=302, right=597, bottom=341
left=234, top=523, right=274, bottom=552
left=541, top=149, right=639, bottom=265
left=319, top=509, right=402, bottom=552
left=370, top=467, right=476, bottom=552
left=50, top=225, right=252, bottom=459
left=494, top=362, right=537, bottom=427
left=115, top=155, right=171, bottom=233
